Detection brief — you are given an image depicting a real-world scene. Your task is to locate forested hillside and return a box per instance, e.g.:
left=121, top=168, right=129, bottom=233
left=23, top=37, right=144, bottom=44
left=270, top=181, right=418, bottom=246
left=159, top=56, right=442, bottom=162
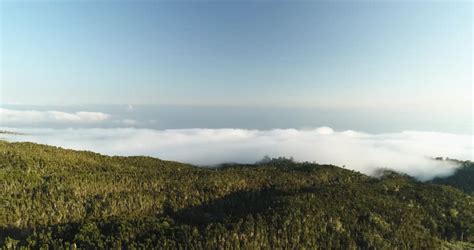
left=431, top=161, right=474, bottom=195
left=0, top=141, right=473, bottom=249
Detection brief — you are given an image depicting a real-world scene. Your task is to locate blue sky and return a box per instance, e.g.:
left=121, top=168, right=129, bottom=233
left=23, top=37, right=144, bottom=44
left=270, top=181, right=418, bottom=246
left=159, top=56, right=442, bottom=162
left=0, top=1, right=472, bottom=133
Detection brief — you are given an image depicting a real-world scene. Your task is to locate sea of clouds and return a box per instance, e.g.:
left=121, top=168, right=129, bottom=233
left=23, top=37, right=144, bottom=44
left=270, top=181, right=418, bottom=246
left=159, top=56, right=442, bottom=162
left=1, top=107, right=472, bottom=181
left=1, top=126, right=472, bottom=181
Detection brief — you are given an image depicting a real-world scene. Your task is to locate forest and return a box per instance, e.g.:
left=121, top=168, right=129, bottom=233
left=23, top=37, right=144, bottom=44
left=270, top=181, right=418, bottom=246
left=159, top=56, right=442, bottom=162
left=431, top=160, right=474, bottom=196
left=0, top=140, right=473, bottom=249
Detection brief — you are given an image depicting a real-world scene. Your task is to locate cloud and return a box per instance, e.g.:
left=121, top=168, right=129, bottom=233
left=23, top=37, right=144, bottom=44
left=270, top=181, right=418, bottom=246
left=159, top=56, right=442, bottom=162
left=1, top=127, right=472, bottom=181
left=119, top=119, right=138, bottom=125
left=0, top=108, right=110, bottom=124
left=126, top=104, right=135, bottom=112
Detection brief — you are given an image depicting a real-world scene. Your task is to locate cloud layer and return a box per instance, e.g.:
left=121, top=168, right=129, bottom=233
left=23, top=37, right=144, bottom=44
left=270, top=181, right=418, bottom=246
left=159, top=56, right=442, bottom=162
left=1, top=127, right=472, bottom=181
left=0, top=108, right=110, bottom=124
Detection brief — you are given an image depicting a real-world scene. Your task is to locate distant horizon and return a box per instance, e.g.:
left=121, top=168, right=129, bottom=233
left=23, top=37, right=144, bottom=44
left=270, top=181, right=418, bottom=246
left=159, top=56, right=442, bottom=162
left=0, top=103, right=472, bottom=134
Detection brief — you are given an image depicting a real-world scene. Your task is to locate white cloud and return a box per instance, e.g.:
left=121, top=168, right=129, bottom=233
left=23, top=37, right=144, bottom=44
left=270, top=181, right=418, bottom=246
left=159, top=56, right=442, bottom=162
left=0, top=108, right=110, bottom=124
left=126, top=104, right=135, bottom=112
left=1, top=127, right=472, bottom=181
left=119, top=119, right=138, bottom=125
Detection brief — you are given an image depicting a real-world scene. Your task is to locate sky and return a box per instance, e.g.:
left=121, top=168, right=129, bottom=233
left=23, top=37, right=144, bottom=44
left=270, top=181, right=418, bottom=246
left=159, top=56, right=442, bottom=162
left=1, top=1, right=471, bottom=109
left=0, top=1, right=472, bottom=177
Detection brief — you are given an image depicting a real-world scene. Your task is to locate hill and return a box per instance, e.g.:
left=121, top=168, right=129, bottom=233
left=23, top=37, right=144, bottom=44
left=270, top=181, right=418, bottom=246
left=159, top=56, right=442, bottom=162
left=431, top=161, right=474, bottom=195
left=0, top=141, right=473, bottom=249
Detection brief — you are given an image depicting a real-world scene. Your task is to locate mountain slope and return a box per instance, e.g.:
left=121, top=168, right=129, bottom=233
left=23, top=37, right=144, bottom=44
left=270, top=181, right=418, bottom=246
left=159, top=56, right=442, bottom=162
left=0, top=141, right=473, bottom=249
left=431, top=161, right=474, bottom=195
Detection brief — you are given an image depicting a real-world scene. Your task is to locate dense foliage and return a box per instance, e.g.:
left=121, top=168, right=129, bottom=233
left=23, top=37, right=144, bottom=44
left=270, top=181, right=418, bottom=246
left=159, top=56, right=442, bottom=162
left=431, top=161, right=474, bottom=195
left=0, top=141, right=473, bottom=249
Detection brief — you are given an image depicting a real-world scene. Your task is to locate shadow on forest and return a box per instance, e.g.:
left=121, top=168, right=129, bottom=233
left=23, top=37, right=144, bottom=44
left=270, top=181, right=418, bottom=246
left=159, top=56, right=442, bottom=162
left=169, top=186, right=319, bottom=227
left=0, top=187, right=321, bottom=245
left=0, top=226, right=30, bottom=242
